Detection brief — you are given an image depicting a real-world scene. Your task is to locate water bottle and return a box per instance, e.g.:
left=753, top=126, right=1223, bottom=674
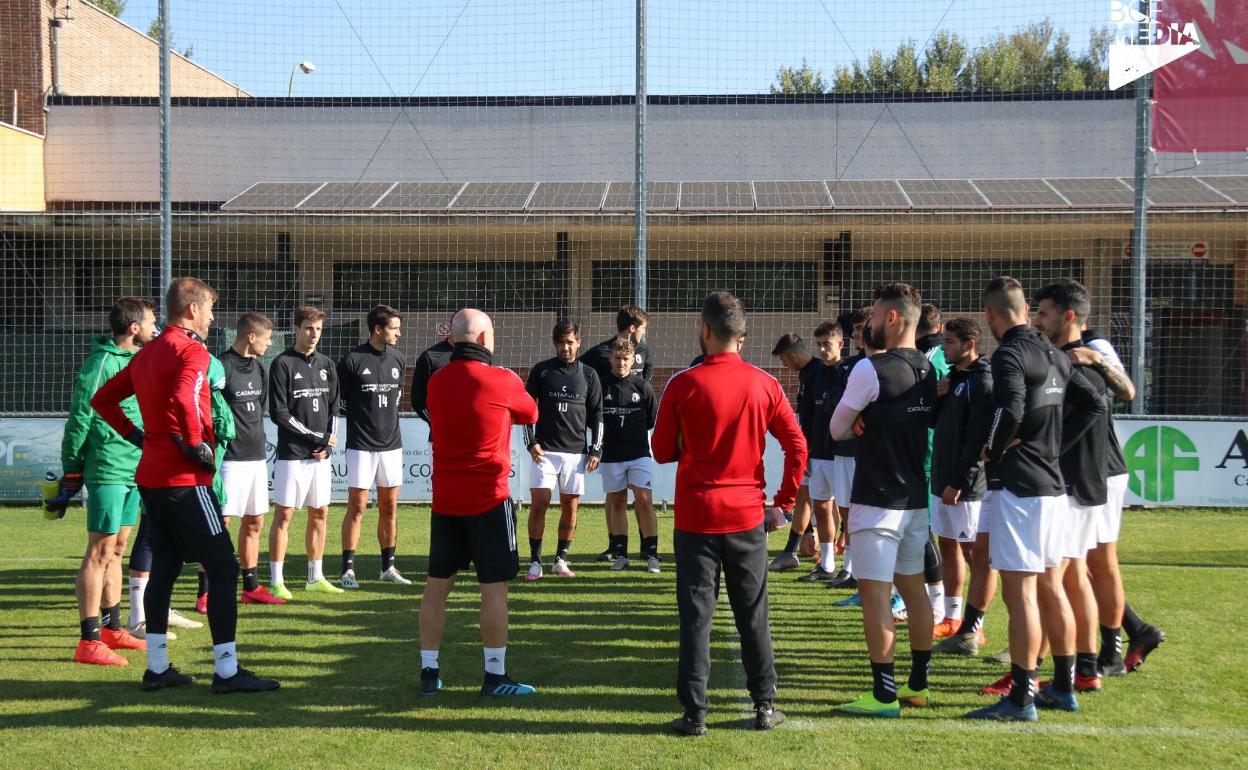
left=42, top=471, right=63, bottom=520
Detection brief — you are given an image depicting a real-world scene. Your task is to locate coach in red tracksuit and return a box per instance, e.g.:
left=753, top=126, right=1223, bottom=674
left=652, top=291, right=808, bottom=736
left=418, top=308, right=541, bottom=698
left=93, top=278, right=277, bottom=694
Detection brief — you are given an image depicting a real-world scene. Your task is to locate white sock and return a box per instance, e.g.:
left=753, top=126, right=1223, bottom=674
left=270, top=561, right=284, bottom=586
left=928, top=583, right=946, bottom=622
left=946, top=595, right=965, bottom=621
left=308, top=559, right=323, bottom=583
left=213, top=641, right=239, bottom=679
left=819, top=542, right=835, bottom=571
left=421, top=649, right=440, bottom=670
left=484, top=646, right=506, bottom=676
left=146, top=633, right=169, bottom=674
left=128, top=576, right=148, bottom=627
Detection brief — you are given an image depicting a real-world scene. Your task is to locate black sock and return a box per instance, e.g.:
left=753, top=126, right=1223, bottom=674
left=197, top=571, right=209, bottom=597
left=804, top=522, right=815, bottom=535
left=342, top=549, right=356, bottom=575
left=1099, top=625, right=1123, bottom=663
left=871, top=661, right=897, bottom=703
left=608, top=534, right=624, bottom=558
left=80, top=616, right=101, bottom=642
left=529, top=538, right=542, bottom=565
left=957, top=604, right=985, bottom=635
left=908, top=649, right=932, bottom=691
left=617, top=535, right=629, bottom=558
left=1076, top=652, right=1099, bottom=678
left=1122, top=603, right=1149, bottom=641
left=1008, top=664, right=1035, bottom=708
left=381, top=547, right=396, bottom=572
left=1053, top=654, right=1075, bottom=693
left=103, top=602, right=121, bottom=631
left=556, top=539, right=572, bottom=560
left=242, top=567, right=260, bottom=592
left=641, top=535, right=659, bottom=559
left=783, top=530, right=801, bottom=554
left=1036, top=655, right=1045, bottom=670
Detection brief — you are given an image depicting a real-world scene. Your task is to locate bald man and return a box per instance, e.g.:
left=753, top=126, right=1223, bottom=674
left=419, top=309, right=540, bottom=698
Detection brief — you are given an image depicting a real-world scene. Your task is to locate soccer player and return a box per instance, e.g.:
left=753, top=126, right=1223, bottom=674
left=826, top=308, right=870, bottom=593
left=598, top=338, right=660, bottom=573
left=524, top=320, right=604, bottom=580
left=767, top=333, right=820, bottom=576
left=917, top=303, right=951, bottom=623
left=792, top=325, right=846, bottom=582
left=268, top=306, right=342, bottom=598
left=579, top=304, right=652, bottom=561
left=60, top=297, right=156, bottom=665
left=92, top=277, right=278, bottom=693
left=931, top=318, right=996, bottom=651
left=219, top=312, right=283, bottom=605
left=1032, top=280, right=1112, bottom=708
left=420, top=308, right=539, bottom=698
left=965, top=276, right=1104, bottom=722
left=410, top=325, right=454, bottom=427
left=654, top=291, right=807, bottom=735
left=338, top=305, right=410, bottom=589
left=828, top=283, right=938, bottom=718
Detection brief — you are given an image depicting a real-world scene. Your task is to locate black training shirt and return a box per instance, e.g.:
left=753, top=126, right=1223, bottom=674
left=601, top=372, right=657, bottom=463
left=269, top=348, right=340, bottom=461
left=524, top=358, right=604, bottom=457
left=337, top=342, right=405, bottom=452
left=219, top=348, right=268, bottom=462
left=931, top=357, right=993, bottom=499
left=410, top=340, right=453, bottom=424
left=807, top=361, right=843, bottom=461
left=832, top=352, right=863, bottom=458
left=1059, top=341, right=1111, bottom=507
left=581, top=337, right=654, bottom=385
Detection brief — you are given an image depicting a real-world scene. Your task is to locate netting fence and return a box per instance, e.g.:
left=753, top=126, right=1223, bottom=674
left=2, top=0, right=1246, bottom=417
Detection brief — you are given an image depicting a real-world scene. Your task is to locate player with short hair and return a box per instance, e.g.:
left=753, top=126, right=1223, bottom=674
left=768, top=333, right=822, bottom=576
left=826, top=308, right=871, bottom=594
left=59, top=297, right=157, bottom=665
left=524, top=320, right=604, bottom=580
left=219, top=312, right=282, bottom=605
left=829, top=283, right=938, bottom=717
left=599, top=338, right=661, bottom=572
left=917, top=303, right=951, bottom=624
left=930, top=317, right=994, bottom=643
left=268, top=306, right=342, bottom=598
left=338, top=305, right=410, bottom=589
left=410, top=323, right=454, bottom=427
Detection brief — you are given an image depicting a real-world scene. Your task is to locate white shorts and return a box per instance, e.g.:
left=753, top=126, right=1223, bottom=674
left=1065, top=500, right=1102, bottom=558
left=932, top=499, right=983, bottom=543
left=346, top=448, right=404, bottom=490
left=220, top=460, right=269, bottom=518
left=846, top=504, right=928, bottom=582
left=274, top=459, right=332, bottom=510
left=807, top=459, right=838, bottom=502
left=600, top=457, right=655, bottom=494
left=1098, top=474, right=1127, bottom=544
left=987, top=490, right=1067, bottom=573
left=530, top=451, right=586, bottom=496
left=831, top=456, right=855, bottom=508
left=977, top=493, right=995, bottom=535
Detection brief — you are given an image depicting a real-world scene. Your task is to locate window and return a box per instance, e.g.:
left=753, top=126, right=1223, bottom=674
left=592, top=260, right=819, bottom=312
left=332, top=260, right=566, bottom=312
left=838, top=259, right=1085, bottom=313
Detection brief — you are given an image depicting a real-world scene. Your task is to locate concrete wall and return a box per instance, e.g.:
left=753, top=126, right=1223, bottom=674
left=0, top=123, right=45, bottom=211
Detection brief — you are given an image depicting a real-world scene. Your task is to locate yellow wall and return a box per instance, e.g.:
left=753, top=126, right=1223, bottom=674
left=0, top=123, right=44, bottom=211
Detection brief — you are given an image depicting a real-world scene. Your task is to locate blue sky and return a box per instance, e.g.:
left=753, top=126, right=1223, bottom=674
left=114, top=0, right=1109, bottom=96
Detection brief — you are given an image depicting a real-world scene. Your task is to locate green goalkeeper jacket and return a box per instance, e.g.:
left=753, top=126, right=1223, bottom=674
left=209, top=354, right=236, bottom=504
left=61, top=335, right=143, bottom=486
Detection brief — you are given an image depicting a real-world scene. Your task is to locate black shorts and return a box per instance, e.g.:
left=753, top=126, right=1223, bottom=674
left=138, top=485, right=235, bottom=566
left=428, top=500, right=519, bottom=584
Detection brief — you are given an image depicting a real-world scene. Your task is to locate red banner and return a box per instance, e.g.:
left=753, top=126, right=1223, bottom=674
left=1153, top=0, right=1248, bottom=152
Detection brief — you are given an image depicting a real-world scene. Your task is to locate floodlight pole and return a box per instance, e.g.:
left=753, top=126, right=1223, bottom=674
left=1129, top=0, right=1151, bottom=415
left=633, top=0, right=647, bottom=309
left=158, top=0, right=172, bottom=318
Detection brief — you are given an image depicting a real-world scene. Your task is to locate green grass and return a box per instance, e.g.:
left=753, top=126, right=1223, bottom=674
left=1, top=505, right=1246, bottom=769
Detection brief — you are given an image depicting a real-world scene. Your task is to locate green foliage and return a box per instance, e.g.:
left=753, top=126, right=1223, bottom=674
left=91, top=0, right=126, bottom=16
left=770, top=59, right=827, bottom=95
left=146, top=17, right=194, bottom=59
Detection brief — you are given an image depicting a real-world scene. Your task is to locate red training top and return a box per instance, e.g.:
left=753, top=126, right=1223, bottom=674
left=427, top=351, right=538, bottom=516
left=92, top=326, right=215, bottom=488
left=652, top=351, right=807, bottom=534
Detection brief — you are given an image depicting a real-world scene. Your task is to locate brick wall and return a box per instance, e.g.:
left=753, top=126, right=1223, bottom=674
left=0, top=1, right=45, bottom=134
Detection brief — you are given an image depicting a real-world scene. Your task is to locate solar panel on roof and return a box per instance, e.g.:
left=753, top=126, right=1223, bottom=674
left=374, top=182, right=465, bottom=210
left=971, top=179, right=1068, bottom=208
left=449, top=182, right=537, bottom=210
left=527, top=182, right=608, bottom=210
left=220, top=182, right=325, bottom=211
left=679, top=181, right=754, bottom=210
left=602, top=181, right=680, bottom=210
left=298, top=182, right=394, bottom=210
left=826, top=180, right=909, bottom=209
left=1200, top=176, right=1248, bottom=204
left=1046, top=178, right=1134, bottom=207
left=898, top=179, right=987, bottom=208
left=753, top=181, right=831, bottom=210
left=1145, top=176, right=1237, bottom=207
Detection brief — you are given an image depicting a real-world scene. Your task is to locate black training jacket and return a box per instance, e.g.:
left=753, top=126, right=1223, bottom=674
left=600, top=372, right=657, bottom=463
left=931, top=357, right=993, bottom=499
left=410, top=340, right=453, bottom=424
left=580, top=337, right=654, bottom=385
left=524, top=358, right=604, bottom=457
left=1059, top=341, right=1111, bottom=507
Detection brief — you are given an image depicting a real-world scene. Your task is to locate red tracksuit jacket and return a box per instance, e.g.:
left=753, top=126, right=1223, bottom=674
left=652, top=351, right=808, bottom=534
left=92, top=326, right=215, bottom=489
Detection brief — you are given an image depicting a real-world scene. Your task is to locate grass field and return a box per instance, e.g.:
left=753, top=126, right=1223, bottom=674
left=1, top=504, right=1246, bottom=769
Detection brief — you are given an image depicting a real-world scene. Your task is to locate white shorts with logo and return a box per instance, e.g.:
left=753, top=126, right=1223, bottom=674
left=274, top=458, right=332, bottom=510
left=530, top=451, right=587, bottom=496
left=1098, top=473, right=1128, bottom=544
left=600, top=457, right=655, bottom=494
left=220, top=459, right=269, bottom=518
left=987, top=489, right=1067, bottom=573
left=807, top=459, right=838, bottom=502
left=831, top=456, right=855, bottom=508
left=1065, top=499, right=1102, bottom=558
left=846, top=504, right=928, bottom=582
left=932, top=499, right=983, bottom=543
left=346, top=448, right=404, bottom=489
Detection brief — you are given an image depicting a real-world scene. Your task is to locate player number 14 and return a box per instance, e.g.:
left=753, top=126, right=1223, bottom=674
left=378, top=394, right=389, bottom=408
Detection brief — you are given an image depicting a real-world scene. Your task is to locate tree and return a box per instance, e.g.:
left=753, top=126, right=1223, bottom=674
left=770, top=59, right=827, bottom=95
left=147, top=18, right=194, bottom=59
left=92, top=0, right=126, bottom=16
left=922, top=31, right=969, bottom=92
